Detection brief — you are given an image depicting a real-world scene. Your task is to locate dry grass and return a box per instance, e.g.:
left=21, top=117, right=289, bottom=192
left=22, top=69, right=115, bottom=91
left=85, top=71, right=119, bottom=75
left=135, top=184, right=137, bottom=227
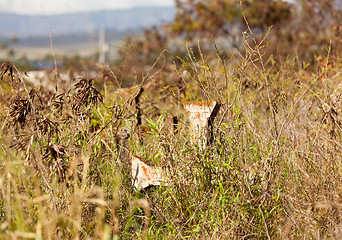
left=0, top=27, right=341, bottom=240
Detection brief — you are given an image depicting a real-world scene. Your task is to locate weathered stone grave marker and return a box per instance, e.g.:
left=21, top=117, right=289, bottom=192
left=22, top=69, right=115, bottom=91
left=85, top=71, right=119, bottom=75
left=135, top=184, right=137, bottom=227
left=182, top=101, right=220, bottom=146
left=131, top=155, right=166, bottom=191
left=116, top=86, right=144, bottom=125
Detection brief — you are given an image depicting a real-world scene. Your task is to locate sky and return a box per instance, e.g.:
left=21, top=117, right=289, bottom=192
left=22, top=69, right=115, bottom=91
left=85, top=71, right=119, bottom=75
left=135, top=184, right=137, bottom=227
left=0, top=0, right=175, bottom=15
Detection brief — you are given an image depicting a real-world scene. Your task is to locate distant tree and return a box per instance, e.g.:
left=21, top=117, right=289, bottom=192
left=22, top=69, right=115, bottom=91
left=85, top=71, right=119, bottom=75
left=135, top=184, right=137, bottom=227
left=8, top=49, right=15, bottom=58
left=0, top=35, right=19, bottom=59
left=10, top=36, right=18, bottom=44
left=169, top=0, right=291, bottom=39
left=167, top=0, right=342, bottom=62
left=241, top=0, right=291, bottom=28
left=282, top=0, right=342, bottom=61
left=0, top=42, right=8, bottom=50
left=43, top=54, right=55, bottom=61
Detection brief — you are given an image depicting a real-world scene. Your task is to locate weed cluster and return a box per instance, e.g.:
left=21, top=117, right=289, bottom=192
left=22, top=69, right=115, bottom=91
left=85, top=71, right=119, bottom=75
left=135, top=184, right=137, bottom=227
left=0, top=27, right=342, bottom=239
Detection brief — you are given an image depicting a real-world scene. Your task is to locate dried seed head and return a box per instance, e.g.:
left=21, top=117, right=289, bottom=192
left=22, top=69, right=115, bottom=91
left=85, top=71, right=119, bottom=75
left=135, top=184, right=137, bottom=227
left=72, top=78, right=103, bottom=113
left=43, top=143, right=68, bottom=181
left=0, top=61, right=21, bottom=83
left=38, top=117, right=60, bottom=137
left=8, top=95, right=31, bottom=127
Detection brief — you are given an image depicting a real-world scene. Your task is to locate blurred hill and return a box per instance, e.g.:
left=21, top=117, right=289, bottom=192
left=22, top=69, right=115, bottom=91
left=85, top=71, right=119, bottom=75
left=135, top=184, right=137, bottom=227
left=0, top=7, right=176, bottom=38
left=0, top=7, right=176, bottom=60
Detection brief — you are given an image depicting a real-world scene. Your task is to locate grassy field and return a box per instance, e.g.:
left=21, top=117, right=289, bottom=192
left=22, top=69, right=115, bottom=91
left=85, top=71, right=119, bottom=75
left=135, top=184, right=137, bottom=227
left=0, top=27, right=341, bottom=240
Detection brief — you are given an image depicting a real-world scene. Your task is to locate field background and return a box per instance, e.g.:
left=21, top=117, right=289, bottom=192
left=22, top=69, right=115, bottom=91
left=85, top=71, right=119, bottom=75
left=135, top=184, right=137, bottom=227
left=0, top=0, right=342, bottom=239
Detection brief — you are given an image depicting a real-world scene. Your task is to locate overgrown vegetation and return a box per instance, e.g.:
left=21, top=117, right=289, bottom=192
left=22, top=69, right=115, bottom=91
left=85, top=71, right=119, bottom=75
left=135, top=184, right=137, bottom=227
left=0, top=0, right=342, bottom=239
